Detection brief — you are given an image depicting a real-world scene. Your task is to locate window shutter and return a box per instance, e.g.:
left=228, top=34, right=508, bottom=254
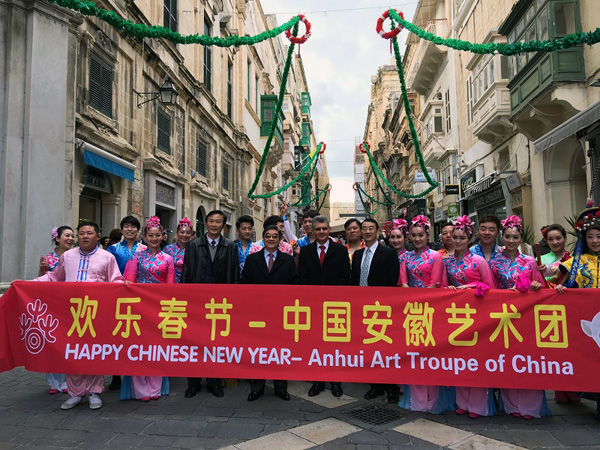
left=157, top=109, right=171, bottom=154
left=197, top=139, right=207, bottom=177
left=89, top=53, right=112, bottom=118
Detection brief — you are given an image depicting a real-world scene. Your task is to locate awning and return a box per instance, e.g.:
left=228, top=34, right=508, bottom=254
left=79, top=140, right=135, bottom=181
left=534, top=100, right=600, bottom=154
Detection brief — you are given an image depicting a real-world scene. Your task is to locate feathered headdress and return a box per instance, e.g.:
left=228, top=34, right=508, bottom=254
left=501, top=215, right=523, bottom=235
left=177, top=217, right=193, bottom=231
left=410, top=215, right=430, bottom=232
left=144, top=216, right=164, bottom=232
left=566, top=201, right=600, bottom=287
left=452, top=215, right=474, bottom=237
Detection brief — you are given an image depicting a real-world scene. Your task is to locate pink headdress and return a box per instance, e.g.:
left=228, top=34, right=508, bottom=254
left=51, top=227, right=59, bottom=240
left=392, top=218, right=408, bottom=235
left=452, top=215, right=474, bottom=237
left=501, top=215, right=523, bottom=235
left=410, top=215, right=430, bottom=232
left=177, top=217, right=193, bottom=231
left=144, top=216, right=164, bottom=233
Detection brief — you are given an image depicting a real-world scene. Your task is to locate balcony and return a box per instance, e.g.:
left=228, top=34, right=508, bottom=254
left=472, top=80, right=512, bottom=144
left=406, top=19, right=448, bottom=95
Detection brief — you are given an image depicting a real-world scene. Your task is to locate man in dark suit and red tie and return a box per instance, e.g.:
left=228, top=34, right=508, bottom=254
left=241, top=225, right=298, bottom=401
left=298, top=215, right=350, bottom=398
left=351, top=218, right=401, bottom=404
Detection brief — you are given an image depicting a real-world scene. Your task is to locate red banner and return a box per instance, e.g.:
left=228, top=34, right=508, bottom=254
left=1, top=281, right=600, bottom=391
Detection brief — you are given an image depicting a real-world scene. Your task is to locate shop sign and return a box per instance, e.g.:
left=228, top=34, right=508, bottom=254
left=445, top=184, right=460, bottom=195
left=82, top=166, right=111, bottom=193
left=460, top=169, right=477, bottom=193
left=463, top=173, right=496, bottom=199
left=415, top=169, right=436, bottom=182
left=434, top=208, right=445, bottom=223
left=407, top=199, right=427, bottom=218
left=447, top=204, right=460, bottom=220
left=473, top=185, right=504, bottom=210
left=156, top=182, right=175, bottom=207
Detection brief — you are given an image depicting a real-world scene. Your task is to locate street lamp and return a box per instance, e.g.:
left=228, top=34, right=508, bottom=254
left=135, top=78, right=178, bottom=108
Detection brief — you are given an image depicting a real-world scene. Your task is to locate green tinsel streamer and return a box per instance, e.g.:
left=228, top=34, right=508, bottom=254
left=48, top=0, right=300, bottom=47
left=388, top=9, right=600, bottom=55
left=292, top=184, right=329, bottom=208
left=356, top=183, right=393, bottom=206
left=291, top=153, right=320, bottom=207
left=316, top=188, right=329, bottom=211
left=357, top=188, right=378, bottom=215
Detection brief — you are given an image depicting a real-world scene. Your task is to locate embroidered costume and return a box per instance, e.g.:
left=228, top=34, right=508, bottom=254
left=122, top=248, right=174, bottom=400
left=108, top=240, right=146, bottom=274
left=399, top=247, right=447, bottom=288
left=489, top=250, right=545, bottom=289
left=469, top=242, right=501, bottom=262
left=163, top=243, right=186, bottom=283
left=540, top=250, right=569, bottom=284
left=234, top=239, right=254, bottom=274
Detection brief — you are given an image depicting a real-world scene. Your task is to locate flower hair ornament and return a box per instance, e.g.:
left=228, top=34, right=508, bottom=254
left=410, top=215, right=430, bottom=232
left=177, top=217, right=193, bottom=231
left=452, top=215, right=474, bottom=237
left=144, top=216, right=164, bottom=233
left=501, top=215, right=523, bottom=235
left=566, top=201, right=600, bottom=288
left=392, top=218, right=408, bottom=234
left=51, top=227, right=59, bottom=241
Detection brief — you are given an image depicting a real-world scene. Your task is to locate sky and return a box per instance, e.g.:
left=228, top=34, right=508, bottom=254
left=259, top=0, right=418, bottom=203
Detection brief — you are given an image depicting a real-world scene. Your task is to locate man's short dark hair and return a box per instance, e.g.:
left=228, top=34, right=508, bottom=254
left=120, top=215, right=140, bottom=230
left=344, top=218, right=362, bottom=229
left=206, top=210, right=227, bottom=223
left=302, top=209, right=320, bottom=220
left=262, top=225, right=282, bottom=238
left=362, top=218, right=379, bottom=229
left=441, top=222, right=455, bottom=229
left=236, top=215, right=254, bottom=230
left=478, top=215, right=501, bottom=230
left=264, top=215, right=284, bottom=229
left=78, top=220, right=100, bottom=234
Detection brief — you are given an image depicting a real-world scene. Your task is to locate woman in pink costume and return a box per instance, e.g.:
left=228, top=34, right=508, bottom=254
left=122, top=216, right=174, bottom=401
left=163, top=217, right=193, bottom=283
left=489, top=215, right=550, bottom=419
left=399, top=216, right=452, bottom=413
left=444, top=216, right=496, bottom=418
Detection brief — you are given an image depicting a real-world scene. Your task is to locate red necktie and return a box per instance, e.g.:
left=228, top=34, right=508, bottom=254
left=319, top=245, right=326, bottom=265
left=268, top=253, right=274, bottom=272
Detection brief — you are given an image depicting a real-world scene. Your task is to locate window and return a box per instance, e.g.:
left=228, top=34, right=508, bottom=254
left=555, top=3, right=576, bottom=36
left=255, top=76, right=259, bottom=112
left=300, top=122, right=311, bottom=147
left=247, top=61, right=251, bottom=102
left=164, top=0, right=177, bottom=32
left=227, top=61, right=233, bottom=119
left=444, top=90, right=451, bottom=132
left=157, top=109, right=171, bottom=154
left=89, top=52, right=113, bottom=118
left=466, top=79, right=472, bottom=125
left=222, top=161, right=230, bottom=191
left=204, top=19, right=212, bottom=92
left=301, top=92, right=311, bottom=115
left=196, top=137, right=207, bottom=177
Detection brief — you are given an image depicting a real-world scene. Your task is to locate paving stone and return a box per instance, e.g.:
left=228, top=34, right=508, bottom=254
left=319, top=442, right=358, bottom=450
left=142, top=419, right=205, bottom=437
left=137, top=435, right=178, bottom=447
left=199, top=421, right=264, bottom=440
left=231, top=431, right=314, bottom=450
left=171, top=436, right=232, bottom=449
left=394, top=418, right=473, bottom=447
left=477, top=429, right=518, bottom=445
left=379, top=430, right=411, bottom=446
left=0, top=425, right=23, bottom=443
left=103, top=432, right=142, bottom=449
left=510, top=430, right=562, bottom=448
left=449, top=435, right=524, bottom=450
left=550, top=430, right=600, bottom=446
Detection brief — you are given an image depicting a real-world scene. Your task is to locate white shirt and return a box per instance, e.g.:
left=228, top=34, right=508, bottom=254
left=360, top=241, right=379, bottom=274
left=207, top=235, right=221, bottom=247
left=264, top=249, right=278, bottom=267
left=316, top=239, right=330, bottom=259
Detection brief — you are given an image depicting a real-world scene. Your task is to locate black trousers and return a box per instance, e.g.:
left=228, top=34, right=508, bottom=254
left=370, top=383, right=400, bottom=395
left=249, top=379, right=287, bottom=393
left=187, top=377, right=220, bottom=388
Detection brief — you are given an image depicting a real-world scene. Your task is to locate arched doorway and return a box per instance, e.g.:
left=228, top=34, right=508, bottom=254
left=545, top=140, right=587, bottom=223
left=196, top=206, right=206, bottom=237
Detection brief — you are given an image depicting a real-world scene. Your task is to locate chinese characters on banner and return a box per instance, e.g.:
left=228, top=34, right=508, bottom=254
left=1, top=281, right=599, bottom=392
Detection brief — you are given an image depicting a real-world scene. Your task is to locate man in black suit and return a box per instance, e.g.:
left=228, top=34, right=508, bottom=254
left=181, top=210, right=239, bottom=399
left=298, top=215, right=350, bottom=397
left=351, top=218, right=400, bottom=404
left=241, top=225, right=298, bottom=401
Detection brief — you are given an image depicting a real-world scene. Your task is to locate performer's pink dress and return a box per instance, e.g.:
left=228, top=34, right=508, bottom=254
left=35, top=247, right=124, bottom=397
left=444, top=251, right=497, bottom=416
left=399, top=247, right=452, bottom=413
left=123, top=249, right=175, bottom=400
left=490, top=250, right=551, bottom=418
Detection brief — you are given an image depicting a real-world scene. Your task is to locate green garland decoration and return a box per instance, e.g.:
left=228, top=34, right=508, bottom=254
left=316, top=188, right=329, bottom=211
left=291, top=153, right=320, bottom=207
left=48, top=0, right=301, bottom=47
left=292, top=184, right=329, bottom=208
left=388, top=9, right=600, bottom=55
left=356, top=188, right=378, bottom=215
left=356, top=183, right=392, bottom=206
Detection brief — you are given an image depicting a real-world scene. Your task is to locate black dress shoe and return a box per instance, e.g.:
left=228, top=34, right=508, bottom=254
left=364, top=388, right=385, bottom=400
left=275, top=390, right=291, bottom=401
left=247, top=389, right=264, bottom=402
left=387, top=394, right=400, bottom=404
left=108, top=376, right=121, bottom=391
left=308, top=383, right=325, bottom=397
left=207, top=384, right=224, bottom=398
left=184, top=385, right=200, bottom=398
left=331, top=383, right=343, bottom=398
